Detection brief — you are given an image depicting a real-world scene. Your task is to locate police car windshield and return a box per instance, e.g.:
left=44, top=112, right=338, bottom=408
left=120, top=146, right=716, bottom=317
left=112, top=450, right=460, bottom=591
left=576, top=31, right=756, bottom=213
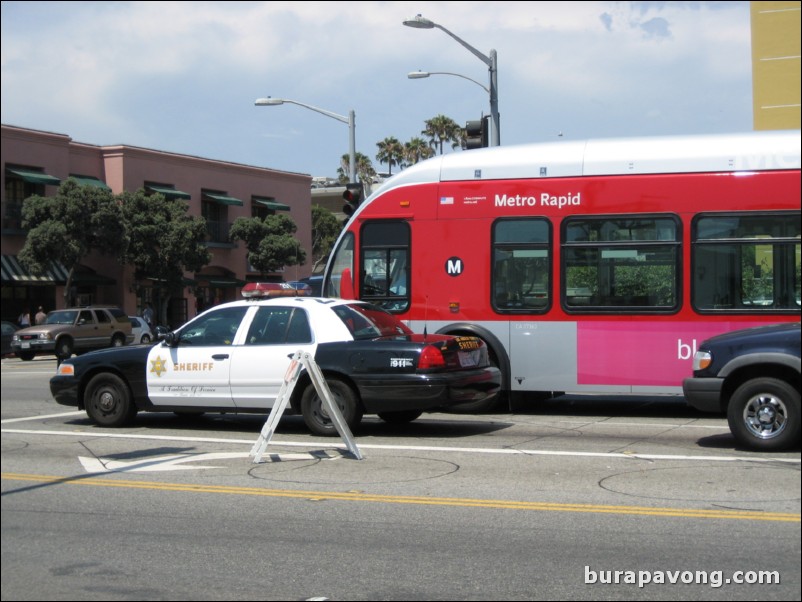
left=333, top=303, right=413, bottom=340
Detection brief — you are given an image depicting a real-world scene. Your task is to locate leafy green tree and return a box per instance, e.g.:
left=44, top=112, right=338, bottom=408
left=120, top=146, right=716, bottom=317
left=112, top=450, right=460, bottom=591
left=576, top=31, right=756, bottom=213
left=422, top=114, right=462, bottom=155
left=375, top=136, right=405, bottom=175
left=337, top=151, right=376, bottom=185
left=19, top=178, right=125, bottom=307
left=404, top=137, right=435, bottom=166
left=311, top=204, right=342, bottom=273
left=229, top=213, right=306, bottom=275
left=117, top=189, right=211, bottom=324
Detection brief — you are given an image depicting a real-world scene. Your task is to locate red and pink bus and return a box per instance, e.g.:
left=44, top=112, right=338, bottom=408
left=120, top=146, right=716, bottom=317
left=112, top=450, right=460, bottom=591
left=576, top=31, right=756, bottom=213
left=323, top=130, right=801, bottom=410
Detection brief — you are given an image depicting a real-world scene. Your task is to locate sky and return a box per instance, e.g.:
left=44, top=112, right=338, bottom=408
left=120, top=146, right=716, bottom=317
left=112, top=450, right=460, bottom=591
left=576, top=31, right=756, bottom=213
left=1, top=1, right=754, bottom=179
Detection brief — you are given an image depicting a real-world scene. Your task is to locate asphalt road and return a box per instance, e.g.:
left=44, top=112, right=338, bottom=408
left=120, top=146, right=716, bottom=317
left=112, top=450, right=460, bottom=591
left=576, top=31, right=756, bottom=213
left=2, top=356, right=800, bottom=601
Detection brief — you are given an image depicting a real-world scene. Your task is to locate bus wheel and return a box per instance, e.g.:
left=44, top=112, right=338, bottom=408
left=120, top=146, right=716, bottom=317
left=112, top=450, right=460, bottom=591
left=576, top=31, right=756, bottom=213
left=301, top=378, right=363, bottom=436
left=727, top=377, right=800, bottom=451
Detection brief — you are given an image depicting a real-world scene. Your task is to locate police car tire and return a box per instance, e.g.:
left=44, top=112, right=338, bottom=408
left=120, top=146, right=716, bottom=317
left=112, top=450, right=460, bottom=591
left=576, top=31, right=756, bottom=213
left=85, top=373, right=137, bottom=427
left=300, top=378, right=363, bottom=437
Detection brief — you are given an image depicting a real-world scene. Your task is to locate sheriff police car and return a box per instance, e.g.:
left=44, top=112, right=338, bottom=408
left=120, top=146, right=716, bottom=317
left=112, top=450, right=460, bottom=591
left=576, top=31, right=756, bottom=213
left=50, top=284, right=501, bottom=435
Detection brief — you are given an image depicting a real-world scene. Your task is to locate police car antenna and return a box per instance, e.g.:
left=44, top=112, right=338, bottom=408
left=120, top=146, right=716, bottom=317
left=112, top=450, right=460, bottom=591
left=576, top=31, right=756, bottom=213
left=423, top=295, right=429, bottom=340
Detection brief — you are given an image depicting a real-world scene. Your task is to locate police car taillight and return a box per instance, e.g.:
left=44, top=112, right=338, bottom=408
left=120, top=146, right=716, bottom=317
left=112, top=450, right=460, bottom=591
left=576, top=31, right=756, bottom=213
left=242, top=282, right=304, bottom=299
left=418, top=345, right=446, bottom=369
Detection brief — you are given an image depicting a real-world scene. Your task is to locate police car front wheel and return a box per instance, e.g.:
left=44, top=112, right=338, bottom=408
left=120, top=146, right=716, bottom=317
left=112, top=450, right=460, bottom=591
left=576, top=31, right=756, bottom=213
left=85, top=373, right=137, bottom=427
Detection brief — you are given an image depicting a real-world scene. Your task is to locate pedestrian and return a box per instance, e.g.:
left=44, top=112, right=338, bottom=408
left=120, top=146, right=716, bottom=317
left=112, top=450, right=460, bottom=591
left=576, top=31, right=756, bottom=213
left=18, top=308, right=31, bottom=328
left=35, top=306, right=47, bottom=325
left=142, top=303, right=154, bottom=329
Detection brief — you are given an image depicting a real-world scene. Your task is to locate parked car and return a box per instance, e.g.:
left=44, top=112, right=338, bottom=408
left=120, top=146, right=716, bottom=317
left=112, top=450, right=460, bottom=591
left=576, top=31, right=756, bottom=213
left=683, top=322, right=800, bottom=451
left=2, top=320, right=19, bottom=357
left=50, top=286, right=501, bottom=435
left=11, top=306, right=133, bottom=361
left=129, top=316, right=154, bottom=344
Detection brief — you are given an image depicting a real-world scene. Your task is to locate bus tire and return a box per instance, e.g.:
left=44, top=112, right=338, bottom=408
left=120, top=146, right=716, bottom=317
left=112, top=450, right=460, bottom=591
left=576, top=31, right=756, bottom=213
left=726, top=377, right=800, bottom=451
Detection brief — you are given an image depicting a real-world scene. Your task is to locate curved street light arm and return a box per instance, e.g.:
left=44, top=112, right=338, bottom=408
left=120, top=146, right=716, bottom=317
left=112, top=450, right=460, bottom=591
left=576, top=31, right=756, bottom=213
left=408, top=71, right=490, bottom=93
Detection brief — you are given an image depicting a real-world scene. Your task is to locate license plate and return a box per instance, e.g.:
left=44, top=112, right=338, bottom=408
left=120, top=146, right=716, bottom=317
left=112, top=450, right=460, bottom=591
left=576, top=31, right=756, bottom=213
left=458, top=350, right=479, bottom=368
left=22, top=342, right=30, bottom=349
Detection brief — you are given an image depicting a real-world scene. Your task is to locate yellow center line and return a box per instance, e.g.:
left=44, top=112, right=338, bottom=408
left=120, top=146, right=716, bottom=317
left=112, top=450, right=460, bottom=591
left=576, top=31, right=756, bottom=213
left=2, top=472, right=799, bottom=522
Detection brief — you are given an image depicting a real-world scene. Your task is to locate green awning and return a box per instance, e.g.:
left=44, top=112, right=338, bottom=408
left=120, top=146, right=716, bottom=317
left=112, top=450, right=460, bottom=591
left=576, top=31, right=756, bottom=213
left=203, top=192, right=244, bottom=206
left=1, top=254, right=69, bottom=284
left=6, top=168, right=61, bottom=186
left=253, top=197, right=290, bottom=211
left=69, top=175, right=111, bottom=190
left=146, top=184, right=191, bottom=200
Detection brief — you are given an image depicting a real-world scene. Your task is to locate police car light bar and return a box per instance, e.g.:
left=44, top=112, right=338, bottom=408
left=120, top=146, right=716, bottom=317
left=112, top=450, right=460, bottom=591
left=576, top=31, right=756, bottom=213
left=241, top=282, right=311, bottom=298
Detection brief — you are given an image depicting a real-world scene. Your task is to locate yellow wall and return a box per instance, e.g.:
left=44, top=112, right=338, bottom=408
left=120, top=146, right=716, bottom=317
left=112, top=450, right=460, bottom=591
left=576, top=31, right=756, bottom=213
left=751, top=1, right=801, bottom=130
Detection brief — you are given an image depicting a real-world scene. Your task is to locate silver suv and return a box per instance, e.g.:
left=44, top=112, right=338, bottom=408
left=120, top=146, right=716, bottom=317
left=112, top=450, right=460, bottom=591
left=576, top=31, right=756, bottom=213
left=11, top=306, right=133, bottom=360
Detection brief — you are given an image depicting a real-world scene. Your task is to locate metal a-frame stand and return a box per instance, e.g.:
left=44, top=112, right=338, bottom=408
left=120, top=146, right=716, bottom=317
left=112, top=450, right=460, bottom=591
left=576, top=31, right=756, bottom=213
left=249, top=350, right=363, bottom=463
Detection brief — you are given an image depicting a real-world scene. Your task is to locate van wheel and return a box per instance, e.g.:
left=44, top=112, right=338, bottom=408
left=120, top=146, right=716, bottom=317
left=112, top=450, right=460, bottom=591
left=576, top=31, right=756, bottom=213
left=727, top=377, right=800, bottom=451
left=85, top=373, right=137, bottom=427
left=301, top=378, right=362, bottom=436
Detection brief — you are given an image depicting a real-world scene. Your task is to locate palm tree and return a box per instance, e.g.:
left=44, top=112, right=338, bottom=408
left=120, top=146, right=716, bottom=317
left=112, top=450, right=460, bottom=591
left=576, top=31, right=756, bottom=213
left=375, top=137, right=405, bottom=176
left=421, top=114, right=462, bottom=155
left=337, top=151, right=376, bottom=185
left=404, top=137, right=435, bottom=166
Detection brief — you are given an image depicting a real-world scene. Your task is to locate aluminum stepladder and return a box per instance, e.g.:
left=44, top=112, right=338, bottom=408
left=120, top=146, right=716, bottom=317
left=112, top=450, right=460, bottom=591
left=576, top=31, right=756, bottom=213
left=249, top=350, right=363, bottom=462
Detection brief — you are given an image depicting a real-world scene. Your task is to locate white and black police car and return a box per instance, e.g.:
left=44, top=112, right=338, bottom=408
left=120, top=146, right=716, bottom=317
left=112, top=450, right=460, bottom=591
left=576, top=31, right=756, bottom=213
left=50, top=284, right=501, bottom=435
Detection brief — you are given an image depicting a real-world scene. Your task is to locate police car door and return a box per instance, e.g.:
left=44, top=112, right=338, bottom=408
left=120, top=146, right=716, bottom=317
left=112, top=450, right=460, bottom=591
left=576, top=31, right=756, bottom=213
left=228, top=305, right=316, bottom=408
left=146, top=306, right=250, bottom=408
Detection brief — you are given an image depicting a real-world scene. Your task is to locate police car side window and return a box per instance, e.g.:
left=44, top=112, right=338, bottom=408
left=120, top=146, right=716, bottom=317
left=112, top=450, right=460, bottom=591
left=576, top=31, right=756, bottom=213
left=178, top=307, right=248, bottom=346
left=246, top=307, right=312, bottom=345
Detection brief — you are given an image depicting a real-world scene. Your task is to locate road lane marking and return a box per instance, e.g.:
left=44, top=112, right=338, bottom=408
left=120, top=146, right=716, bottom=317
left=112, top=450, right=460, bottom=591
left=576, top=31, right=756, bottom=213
left=2, top=428, right=800, bottom=464
left=2, top=472, right=799, bottom=523
left=1, top=411, right=84, bottom=424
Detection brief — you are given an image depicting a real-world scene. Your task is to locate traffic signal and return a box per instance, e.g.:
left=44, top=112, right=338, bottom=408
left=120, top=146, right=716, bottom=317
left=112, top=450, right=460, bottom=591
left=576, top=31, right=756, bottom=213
left=464, top=116, right=489, bottom=150
left=342, top=182, right=364, bottom=216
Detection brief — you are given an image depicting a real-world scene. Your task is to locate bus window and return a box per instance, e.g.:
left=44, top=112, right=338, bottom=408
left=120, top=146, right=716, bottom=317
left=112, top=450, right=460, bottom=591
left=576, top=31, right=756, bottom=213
left=359, top=221, right=410, bottom=312
left=492, top=218, right=551, bottom=313
left=562, top=215, right=680, bottom=312
left=692, top=211, right=801, bottom=312
left=324, top=232, right=354, bottom=298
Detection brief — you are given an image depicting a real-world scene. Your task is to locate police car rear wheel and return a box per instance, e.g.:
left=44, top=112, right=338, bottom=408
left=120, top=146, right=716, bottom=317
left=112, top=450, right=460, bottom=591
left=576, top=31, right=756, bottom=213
left=85, top=373, right=137, bottom=427
left=301, top=378, right=362, bottom=436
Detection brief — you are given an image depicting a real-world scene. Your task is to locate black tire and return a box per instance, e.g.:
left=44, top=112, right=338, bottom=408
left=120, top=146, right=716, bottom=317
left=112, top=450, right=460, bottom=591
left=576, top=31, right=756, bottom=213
left=56, top=337, right=74, bottom=360
left=378, top=410, right=423, bottom=424
left=727, top=377, right=800, bottom=451
left=85, top=373, right=137, bottom=427
left=141, top=334, right=152, bottom=344
left=16, top=351, right=35, bottom=361
left=111, top=334, right=125, bottom=347
left=300, top=378, right=363, bottom=437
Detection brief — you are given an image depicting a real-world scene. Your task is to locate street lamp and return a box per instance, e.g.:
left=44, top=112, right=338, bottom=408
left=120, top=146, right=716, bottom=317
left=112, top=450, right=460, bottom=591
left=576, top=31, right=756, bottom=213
left=403, top=14, right=499, bottom=146
left=407, top=70, right=489, bottom=93
left=254, top=97, right=357, bottom=183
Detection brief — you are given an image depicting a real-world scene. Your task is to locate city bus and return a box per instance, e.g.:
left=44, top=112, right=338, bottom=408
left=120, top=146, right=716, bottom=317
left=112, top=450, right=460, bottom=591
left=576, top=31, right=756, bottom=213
left=322, top=130, right=801, bottom=410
